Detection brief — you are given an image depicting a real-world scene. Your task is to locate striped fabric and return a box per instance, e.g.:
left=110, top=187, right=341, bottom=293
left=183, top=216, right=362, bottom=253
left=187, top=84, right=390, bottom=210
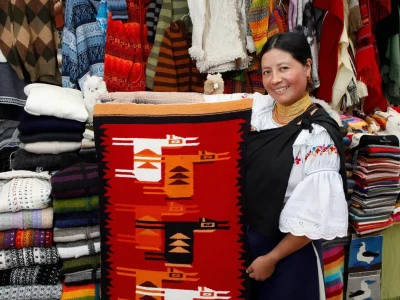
left=146, top=0, right=163, bottom=44
left=0, top=229, right=53, bottom=250
left=50, top=163, right=100, bottom=199
left=53, top=195, right=99, bottom=214
left=323, top=245, right=346, bottom=300
left=61, top=283, right=101, bottom=300
left=145, top=0, right=189, bottom=89
left=153, top=21, right=203, bottom=92
left=248, top=0, right=270, bottom=54
left=0, top=208, right=54, bottom=231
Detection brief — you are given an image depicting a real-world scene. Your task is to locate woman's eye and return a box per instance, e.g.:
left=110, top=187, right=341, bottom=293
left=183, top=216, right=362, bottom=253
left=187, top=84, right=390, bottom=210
left=280, top=66, right=288, bottom=71
left=263, top=71, right=271, bottom=75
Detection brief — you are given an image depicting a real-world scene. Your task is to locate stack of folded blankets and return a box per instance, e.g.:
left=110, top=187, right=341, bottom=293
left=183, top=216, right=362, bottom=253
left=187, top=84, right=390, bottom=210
left=80, top=125, right=97, bottom=164
left=0, top=170, right=62, bottom=299
left=50, top=163, right=101, bottom=291
left=349, top=145, right=400, bottom=234
left=12, top=83, right=88, bottom=169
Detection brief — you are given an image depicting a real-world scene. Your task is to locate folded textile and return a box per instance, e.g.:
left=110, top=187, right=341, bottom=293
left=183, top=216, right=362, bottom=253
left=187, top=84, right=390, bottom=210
left=57, top=237, right=101, bottom=259
left=83, top=129, right=94, bottom=140
left=51, top=163, right=100, bottom=198
left=0, top=265, right=61, bottom=285
left=54, top=210, right=99, bottom=228
left=81, top=138, right=95, bottom=149
left=350, top=133, right=399, bottom=149
left=18, top=132, right=83, bottom=143
left=54, top=225, right=100, bottom=243
left=0, top=229, right=53, bottom=250
left=53, top=195, right=99, bottom=214
left=0, top=247, right=59, bottom=270
left=64, top=268, right=101, bottom=286
left=11, top=149, right=81, bottom=172
left=20, top=141, right=82, bottom=154
left=0, top=207, right=53, bottom=231
left=18, top=112, right=85, bottom=135
left=100, top=91, right=204, bottom=104
left=0, top=121, right=19, bottom=136
left=79, top=148, right=97, bottom=164
left=61, top=282, right=100, bottom=300
left=0, top=171, right=51, bottom=213
left=61, top=254, right=100, bottom=276
left=24, top=83, right=88, bottom=122
left=0, top=283, right=63, bottom=300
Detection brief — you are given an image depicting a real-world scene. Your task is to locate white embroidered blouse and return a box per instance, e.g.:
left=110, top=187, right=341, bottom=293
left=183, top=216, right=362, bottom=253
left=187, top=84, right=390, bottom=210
left=204, top=93, right=349, bottom=240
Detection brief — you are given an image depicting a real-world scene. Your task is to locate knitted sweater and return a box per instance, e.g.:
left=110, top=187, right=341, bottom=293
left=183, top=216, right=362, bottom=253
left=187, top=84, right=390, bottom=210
left=53, top=195, right=99, bottom=214
left=54, top=210, right=99, bottom=228
left=61, top=283, right=101, bottom=300
left=0, top=208, right=54, bottom=231
left=11, top=149, right=81, bottom=173
left=64, top=268, right=101, bottom=285
left=146, top=0, right=163, bottom=44
left=153, top=21, right=203, bottom=92
left=0, top=171, right=52, bottom=213
left=62, top=0, right=105, bottom=90
left=54, top=225, right=100, bottom=243
left=18, top=132, right=83, bottom=143
left=188, top=0, right=251, bottom=73
left=61, top=254, right=100, bottom=275
left=0, top=0, right=61, bottom=84
left=0, top=247, right=59, bottom=270
left=0, top=265, right=61, bottom=285
left=18, top=112, right=85, bottom=135
left=57, top=237, right=101, bottom=259
left=0, top=284, right=63, bottom=300
left=0, top=229, right=53, bottom=250
left=51, top=163, right=100, bottom=198
left=145, top=0, right=189, bottom=89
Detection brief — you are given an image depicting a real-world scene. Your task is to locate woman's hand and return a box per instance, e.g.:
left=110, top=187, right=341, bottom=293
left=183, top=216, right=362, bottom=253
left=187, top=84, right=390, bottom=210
left=246, top=254, right=278, bottom=281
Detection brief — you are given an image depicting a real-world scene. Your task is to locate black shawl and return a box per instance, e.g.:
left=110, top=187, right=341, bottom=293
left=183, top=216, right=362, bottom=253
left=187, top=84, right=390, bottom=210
left=244, top=106, right=347, bottom=238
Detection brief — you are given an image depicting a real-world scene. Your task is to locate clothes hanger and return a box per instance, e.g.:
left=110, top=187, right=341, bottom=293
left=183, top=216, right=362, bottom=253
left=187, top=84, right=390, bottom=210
left=181, top=13, right=190, bottom=21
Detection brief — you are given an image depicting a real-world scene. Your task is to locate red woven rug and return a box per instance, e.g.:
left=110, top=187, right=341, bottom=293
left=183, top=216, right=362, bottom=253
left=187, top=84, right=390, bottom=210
left=94, top=99, right=252, bottom=300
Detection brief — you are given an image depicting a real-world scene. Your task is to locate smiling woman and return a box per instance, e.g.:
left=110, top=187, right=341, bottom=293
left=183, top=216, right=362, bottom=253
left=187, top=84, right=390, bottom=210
left=243, top=32, right=349, bottom=300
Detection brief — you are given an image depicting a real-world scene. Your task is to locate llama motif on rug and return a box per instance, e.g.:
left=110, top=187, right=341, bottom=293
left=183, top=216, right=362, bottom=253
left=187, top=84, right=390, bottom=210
left=143, top=150, right=230, bottom=199
left=136, top=285, right=231, bottom=300
left=135, top=218, right=230, bottom=265
left=113, top=135, right=199, bottom=182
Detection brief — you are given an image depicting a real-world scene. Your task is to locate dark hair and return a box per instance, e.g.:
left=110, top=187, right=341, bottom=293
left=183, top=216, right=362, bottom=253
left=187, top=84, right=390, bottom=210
left=260, top=32, right=312, bottom=66
left=260, top=32, right=314, bottom=91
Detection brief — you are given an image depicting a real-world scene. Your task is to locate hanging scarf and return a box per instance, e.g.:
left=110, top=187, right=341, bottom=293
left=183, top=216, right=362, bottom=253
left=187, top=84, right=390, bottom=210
left=244, top=106, right=347, bottom=238
left=356, top=0, right=388, bottom=114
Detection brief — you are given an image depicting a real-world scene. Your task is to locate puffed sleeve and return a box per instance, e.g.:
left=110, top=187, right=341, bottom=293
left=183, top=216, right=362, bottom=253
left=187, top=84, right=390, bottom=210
left=279, top=124, right=349, bottom=240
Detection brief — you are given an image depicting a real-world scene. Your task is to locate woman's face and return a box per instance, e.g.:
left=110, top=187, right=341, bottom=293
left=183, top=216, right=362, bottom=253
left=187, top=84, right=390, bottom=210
left=261, top=49, right=311, bottom=106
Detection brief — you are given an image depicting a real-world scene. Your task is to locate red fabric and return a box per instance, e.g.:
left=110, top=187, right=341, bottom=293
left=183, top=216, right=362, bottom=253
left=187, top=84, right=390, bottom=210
left=314, top=0, right=344, bottom=103
left=370, top=0, right=392, bottom=25
left=356, top=0, right=388, bottom=114
left=95, top=107, right=252, bottom=299
left=104, top=0, right=151, bottom=92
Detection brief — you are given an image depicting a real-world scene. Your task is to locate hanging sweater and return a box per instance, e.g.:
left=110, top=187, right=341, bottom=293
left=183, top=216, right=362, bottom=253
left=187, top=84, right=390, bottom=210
left=188, top=0, right=251, bottom=73
left=314, top=0, right=344, bottom=103
left=153, top=21, right=203, bottom=92
left=0, top=0, right=61, bottom=84
left=145, top=0, right=189, bottom=89
left=146, top=0, right=163, bottom=44
left=62, top=0, right=105, bottom=90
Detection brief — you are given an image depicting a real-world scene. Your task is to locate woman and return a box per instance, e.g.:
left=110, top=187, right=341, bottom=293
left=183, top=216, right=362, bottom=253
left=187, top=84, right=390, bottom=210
left=244, top=32, right=348, bottom=299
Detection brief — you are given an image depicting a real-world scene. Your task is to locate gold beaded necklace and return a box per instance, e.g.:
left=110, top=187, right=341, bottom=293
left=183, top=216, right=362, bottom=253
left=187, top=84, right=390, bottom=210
left=273, top=93, right=312, bottom=125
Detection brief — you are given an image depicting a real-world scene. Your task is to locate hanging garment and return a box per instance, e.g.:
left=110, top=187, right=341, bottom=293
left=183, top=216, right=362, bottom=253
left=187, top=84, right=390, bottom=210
left=153, top=21, right=203, bottom=92
left=315, top=0, right=344, bottom=104
left=356, top=0, right=388, bottom=114
left=295, top=0, right=320, bottom=89
left=0, top=0, right=61, bottom=84
left=104, top=0, right=150, bottom=92
left=146, top=0, right=163, bottom=44
left=62, top=0, right=106, bottom=90
left=145, top=0, right=189, bottom=89
left=348, top=0, right=363, bottom=33
left=108, top=0, right=128, bottom=20
left=188, top=0, right=251, bottom=73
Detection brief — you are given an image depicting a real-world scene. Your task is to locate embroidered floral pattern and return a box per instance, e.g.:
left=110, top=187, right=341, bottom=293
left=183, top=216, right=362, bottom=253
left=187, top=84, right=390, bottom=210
left=295, top=156, right=302, bottom=165
left=305, top=144, right=338, bottom=161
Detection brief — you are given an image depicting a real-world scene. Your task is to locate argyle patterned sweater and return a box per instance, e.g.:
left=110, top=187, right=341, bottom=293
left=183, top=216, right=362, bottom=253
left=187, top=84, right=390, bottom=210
left=0, top=0, right=61, bottom=84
